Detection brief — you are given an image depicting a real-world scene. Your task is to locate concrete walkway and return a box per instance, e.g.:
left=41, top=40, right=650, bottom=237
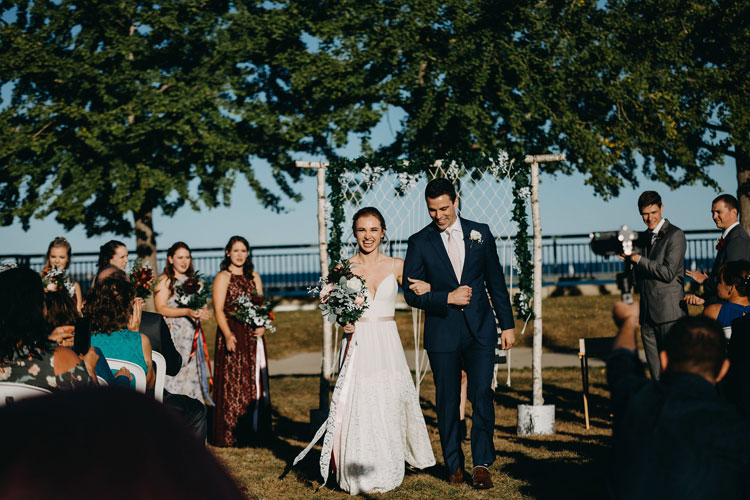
left=267, top=347, right=629, bottom=376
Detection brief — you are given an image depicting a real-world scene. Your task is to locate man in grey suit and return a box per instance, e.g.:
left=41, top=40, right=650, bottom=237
left=622, top=191, right=687, bottom=380
left=686, top=194, right=750, bottom=306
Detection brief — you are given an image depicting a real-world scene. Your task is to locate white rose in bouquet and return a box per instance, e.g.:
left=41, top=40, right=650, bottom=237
left=346, top=277, right=363, bottom=291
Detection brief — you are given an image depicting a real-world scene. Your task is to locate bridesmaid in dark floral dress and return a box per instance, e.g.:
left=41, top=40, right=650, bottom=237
left=211, top=235, right=271, bottom=446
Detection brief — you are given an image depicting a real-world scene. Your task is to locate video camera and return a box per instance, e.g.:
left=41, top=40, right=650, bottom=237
left=589, top=226, right=651, bottom=303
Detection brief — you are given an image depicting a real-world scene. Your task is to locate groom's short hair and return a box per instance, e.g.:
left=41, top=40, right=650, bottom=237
left=637, top=191, right=662, bottom=211
left=425, top=178, right=456, bottom=202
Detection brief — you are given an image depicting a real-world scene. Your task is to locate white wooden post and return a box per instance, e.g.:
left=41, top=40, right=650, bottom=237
left=296, top=161, right=334, bottom=420
left=517, top=153, right=565, bottom=436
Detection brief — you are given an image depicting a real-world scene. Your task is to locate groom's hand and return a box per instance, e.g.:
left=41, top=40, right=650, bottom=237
left=500, top=328, right=515, bottom=349
left=448, top=285, right=472, bottom=307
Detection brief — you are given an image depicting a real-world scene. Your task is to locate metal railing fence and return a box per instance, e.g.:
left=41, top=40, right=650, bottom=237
left=0, top=229, right=722, bottom=296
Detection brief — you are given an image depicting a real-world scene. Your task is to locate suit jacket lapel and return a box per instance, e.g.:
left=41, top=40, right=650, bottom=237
left=428, top=225, right=459, bottom=282
left=460, top=218, right=472, bottom=281
left=650, top=220, right=670, bottom=257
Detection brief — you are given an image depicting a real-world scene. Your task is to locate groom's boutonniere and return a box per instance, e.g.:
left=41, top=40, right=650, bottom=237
left=469, top=230, right=483, bottom=248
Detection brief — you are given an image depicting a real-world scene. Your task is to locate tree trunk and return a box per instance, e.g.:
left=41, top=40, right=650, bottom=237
left=133, top=209, right=157, bottom=312
left=736, top=146, right=750, bottom=233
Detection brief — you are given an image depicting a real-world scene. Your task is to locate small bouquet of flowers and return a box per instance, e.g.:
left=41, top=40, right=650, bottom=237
left=175, top=272, right=211, bottom=310
left=129, top=260, right=156, bottom=299
left=0, top=260, right=18, bottom=274
left=309, top=260, right=369, bottom=326
left=41, top=266, right=76, bottom=297
left=231, top=292, right=276, bottom=333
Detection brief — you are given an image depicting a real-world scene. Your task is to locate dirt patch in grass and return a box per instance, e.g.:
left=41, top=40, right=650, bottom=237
left=210, top=367, right=612, bottom=499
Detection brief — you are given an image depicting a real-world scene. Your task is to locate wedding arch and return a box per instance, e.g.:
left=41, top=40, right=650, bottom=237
left=299, top=150, right=534, bottom=397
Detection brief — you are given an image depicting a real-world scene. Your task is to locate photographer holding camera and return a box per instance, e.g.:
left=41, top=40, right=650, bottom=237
left=619, top=191, right=687, bottom=380
left=608, top=301, right=750, bottom=499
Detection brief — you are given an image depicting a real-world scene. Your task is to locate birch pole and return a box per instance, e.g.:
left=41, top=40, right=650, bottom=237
left=524, top=154, right=565, bottom=406
left=296, top=161, right=334, bottom=410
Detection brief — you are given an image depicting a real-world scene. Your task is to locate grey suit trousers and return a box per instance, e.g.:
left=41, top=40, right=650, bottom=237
left=641, top=320, right=676, bottom=381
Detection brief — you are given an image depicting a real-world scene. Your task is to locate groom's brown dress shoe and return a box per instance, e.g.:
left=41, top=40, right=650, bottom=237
left=472, top=466, right=493, bottom=489
left=448, top=468, right=469, bottom=485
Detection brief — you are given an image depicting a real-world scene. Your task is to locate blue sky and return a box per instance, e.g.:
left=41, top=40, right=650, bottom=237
left=0, top=8, right=734, bottom=254
left=0, top=102, right=734, bottom=255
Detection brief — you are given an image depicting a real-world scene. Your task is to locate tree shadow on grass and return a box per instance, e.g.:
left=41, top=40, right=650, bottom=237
left=494, top=381, right=612, bottom=499
left=495, top=381, right=612, bottom=431
left=500, top=449, right=609, bottom=500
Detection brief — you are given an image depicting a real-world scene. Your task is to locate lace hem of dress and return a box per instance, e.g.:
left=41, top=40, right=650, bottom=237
left=292, top=332, right=357, bottom=485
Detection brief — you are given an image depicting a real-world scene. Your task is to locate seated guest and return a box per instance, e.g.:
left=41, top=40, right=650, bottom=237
left=608, top=301, right=750, bottom=499
left=95, top=266, right=183, bottom=375
left=44, top=290, right=132, bottom=387
left=93, top=267, right=207, bottom=440
left=84, top=277, right=155, bottom=389
left=725, top=314, right=750, bottom=417
left=0, top=388, right=245, bottom=499
left=0, top=267, right=95, bottom=390
left=703, top=260, right=750, bottom=338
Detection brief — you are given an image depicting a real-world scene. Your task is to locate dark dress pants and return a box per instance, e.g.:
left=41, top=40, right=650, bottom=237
left=163, top=390, right=208, bottom=442
left=427, top=320, right=496, bottom=473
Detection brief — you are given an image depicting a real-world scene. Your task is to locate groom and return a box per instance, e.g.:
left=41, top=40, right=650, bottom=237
left=403, top=178, right=516, bottom=489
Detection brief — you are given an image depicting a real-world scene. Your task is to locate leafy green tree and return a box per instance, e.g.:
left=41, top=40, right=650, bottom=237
left=293, top=0, right=745, bottom=209
left=0, top=0, right=381, bottom=265
left=605, top=0, right=750, bottom=225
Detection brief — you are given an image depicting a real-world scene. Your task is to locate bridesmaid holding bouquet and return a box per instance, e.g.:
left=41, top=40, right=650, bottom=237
left=211, top=235, right=271, bottom=446
left=42, top=237, right=83, bottom=311
left=154, top=242, right=213, bottom=404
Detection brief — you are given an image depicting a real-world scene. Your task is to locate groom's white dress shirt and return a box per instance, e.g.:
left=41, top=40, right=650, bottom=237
left=441, top=217, right=465, bottom=268
left=651, top=218, right=666, bottom=245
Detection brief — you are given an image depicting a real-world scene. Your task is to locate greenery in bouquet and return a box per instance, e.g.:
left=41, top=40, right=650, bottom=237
left=175, top=272, right=211, bottom=310
left=231, top=292, right=276, bottom=333
left=129, top=260, right=156, bottom=299
left=41, top=266, right=76, bottom=297
left=310, top=260, right=369, bottom=326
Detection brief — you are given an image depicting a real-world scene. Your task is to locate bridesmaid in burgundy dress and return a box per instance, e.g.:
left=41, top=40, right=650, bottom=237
left=211, top=235, right=271, bottom=446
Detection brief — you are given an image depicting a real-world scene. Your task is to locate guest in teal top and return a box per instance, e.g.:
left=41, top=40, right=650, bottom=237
left=91, top=329, right=148, bottom=374
left=704, top=260, right=750, bottom=339
left=84, top=277, right=155, bottom=389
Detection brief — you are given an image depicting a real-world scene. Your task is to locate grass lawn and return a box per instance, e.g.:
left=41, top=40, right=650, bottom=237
left=210, top=367, right=612, bottom=499
left=202, top=293, right=664, bottom=360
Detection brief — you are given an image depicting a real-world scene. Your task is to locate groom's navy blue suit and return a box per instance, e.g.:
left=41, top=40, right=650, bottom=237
left=404, top=217, right=515, bottom=473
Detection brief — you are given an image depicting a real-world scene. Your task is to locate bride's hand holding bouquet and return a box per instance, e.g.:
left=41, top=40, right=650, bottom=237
left=311, top=260, right=370, bottom=331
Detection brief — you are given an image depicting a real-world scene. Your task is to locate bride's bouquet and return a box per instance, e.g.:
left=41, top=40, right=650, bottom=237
left=41, top=266, right=76, bottom=297
left=129, top=260, right=156, bottom=299
left=310, top=260, right=369, bottom=326
left=231, top=292, right=276, bottom=333
left=174, top=272, right=211, bottom=310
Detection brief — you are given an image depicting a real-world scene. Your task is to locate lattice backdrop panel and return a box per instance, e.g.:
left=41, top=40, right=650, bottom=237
left=329, top=158, right=522, bottom=390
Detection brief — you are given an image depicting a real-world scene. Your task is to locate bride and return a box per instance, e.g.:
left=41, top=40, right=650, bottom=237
left=294, top=207, right=435, bottom=494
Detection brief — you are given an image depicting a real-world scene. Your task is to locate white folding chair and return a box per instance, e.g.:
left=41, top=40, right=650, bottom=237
left=106, top=358, right=147, bottom=393
left=151, top=351, right=166, bottom=402
left=0, top=382, right=52, bottom=406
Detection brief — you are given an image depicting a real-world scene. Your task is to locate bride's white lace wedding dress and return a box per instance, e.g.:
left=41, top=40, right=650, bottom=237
left=293, top=272, right=435, bottom=494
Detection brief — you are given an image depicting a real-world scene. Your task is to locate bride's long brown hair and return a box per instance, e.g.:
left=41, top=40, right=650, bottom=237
left=163, top=242, right=196, bottom=296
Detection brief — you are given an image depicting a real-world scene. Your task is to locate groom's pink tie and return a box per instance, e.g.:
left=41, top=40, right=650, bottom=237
left=446, top=230, right=462, bottom=281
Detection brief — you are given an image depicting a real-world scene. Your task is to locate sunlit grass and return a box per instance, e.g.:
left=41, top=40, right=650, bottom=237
left=210, top=367, right=612, bottom=499
left=202, top=293, right=649, bottom=360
